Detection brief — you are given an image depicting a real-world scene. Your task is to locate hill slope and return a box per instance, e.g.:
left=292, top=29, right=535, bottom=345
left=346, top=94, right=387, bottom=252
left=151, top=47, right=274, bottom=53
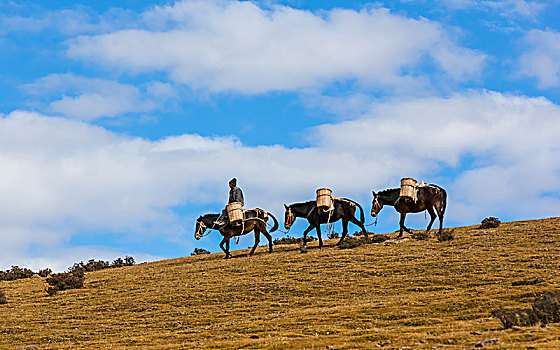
left=1, top=218, right=560, bottom=349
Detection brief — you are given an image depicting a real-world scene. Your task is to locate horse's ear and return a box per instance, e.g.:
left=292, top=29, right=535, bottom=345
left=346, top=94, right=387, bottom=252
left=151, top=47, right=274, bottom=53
left=284, top=204, right=288, bottom=210
left=372, top=191, right=376, bottom=196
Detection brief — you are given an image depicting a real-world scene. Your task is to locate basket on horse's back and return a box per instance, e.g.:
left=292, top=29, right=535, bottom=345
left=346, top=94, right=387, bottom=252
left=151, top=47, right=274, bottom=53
left=226, top=202, right=243, bottom=223
left=316, top=188, right=333, bottom=212
left=400, top=177, right=418, bottom=202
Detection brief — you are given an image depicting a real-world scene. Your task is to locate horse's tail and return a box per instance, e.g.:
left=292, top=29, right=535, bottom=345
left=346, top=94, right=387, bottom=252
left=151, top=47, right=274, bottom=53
left=440, top=187, right=447, bottom=217
left=431, top=184, right=447, bottom=217
left=267, top=212, right=279, bottom=233
left=341, top=198, right=365, bottom=225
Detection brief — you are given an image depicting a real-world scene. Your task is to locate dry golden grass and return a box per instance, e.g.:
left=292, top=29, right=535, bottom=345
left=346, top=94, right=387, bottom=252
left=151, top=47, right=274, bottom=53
left=1, top=217, right=560, bottom=349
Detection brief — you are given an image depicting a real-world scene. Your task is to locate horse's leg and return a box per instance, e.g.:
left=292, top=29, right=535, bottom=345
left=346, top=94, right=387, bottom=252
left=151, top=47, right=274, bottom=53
left=426, top=207, right=437, bottom=235
left=402, top=212, right=414, bottom=234
left=336, top=219, right=349, bottom=245
left=261, top=227, right=273, bottom=253
left=435, top=202, right=444, bottom=234
left=219, top=237, right=228, bottom=257
left=398, top=212, right=408, bottom=238
left=249, top=227, right=260, bottom=256
left=315, top=225, right=323, bottom=248
left=348, top=215, right=369, bottom=238
left=302, top=225, right=314, bottom=247
left=225, top=238, right=231, bottom=259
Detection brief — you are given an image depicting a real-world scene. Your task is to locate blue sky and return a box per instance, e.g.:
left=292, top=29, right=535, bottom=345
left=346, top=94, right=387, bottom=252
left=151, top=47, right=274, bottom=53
left=1, top=0, right=559, bottom=270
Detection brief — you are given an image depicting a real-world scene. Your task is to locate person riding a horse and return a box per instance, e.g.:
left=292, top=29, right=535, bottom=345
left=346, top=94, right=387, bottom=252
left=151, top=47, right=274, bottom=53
left=217, top=178, right=244, bottom=225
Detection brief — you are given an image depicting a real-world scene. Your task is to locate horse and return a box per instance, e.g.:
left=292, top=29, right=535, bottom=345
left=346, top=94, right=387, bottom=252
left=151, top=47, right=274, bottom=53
left=195, top=209, right=278, bottom=259
left=283, top=198, right=367, bottom=248
left=371, top=185, right=447, bottom=238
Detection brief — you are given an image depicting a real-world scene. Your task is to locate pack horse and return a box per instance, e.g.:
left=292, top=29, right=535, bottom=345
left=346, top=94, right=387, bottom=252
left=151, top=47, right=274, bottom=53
left=371, top=180, right=447, bottom=238
left=284, top=189, right=368, bottom=248
left=195, top=208, right=278, bottom=259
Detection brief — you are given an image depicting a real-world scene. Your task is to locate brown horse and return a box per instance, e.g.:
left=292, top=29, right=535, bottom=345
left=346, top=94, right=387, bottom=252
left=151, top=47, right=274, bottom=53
left=371, top=185, right=447, bottom=238
left=284, top=198, right=367, bottom=248
left=195, top=209, right=278, bottom=259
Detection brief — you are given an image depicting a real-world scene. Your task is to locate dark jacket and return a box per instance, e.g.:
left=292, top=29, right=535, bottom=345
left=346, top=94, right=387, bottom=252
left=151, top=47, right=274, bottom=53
left=228, top=186, right=244, bottom=206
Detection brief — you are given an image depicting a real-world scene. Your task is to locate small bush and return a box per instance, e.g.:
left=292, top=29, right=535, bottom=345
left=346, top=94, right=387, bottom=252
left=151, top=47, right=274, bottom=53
left=0, top=288, right=6, bottom=304
left=369, top=235, right=389, bottom=243
left=492, top=290, right=560, bottom=328
left=124, top=256, right=135, bottom=266
left=532, top=290, right=560, bottom=324
left=68, top=259, right=109, bottom=274
left=480, top=217, right=501, bottom=229
left=0, top=266, right=35, bottom=281
left=38, top=268, right=52, bottom=277
left=191, top=248, right=211, bottom=256
left=491, top=307, right=538, bottom=328
left=68, top=256, right=134, bottom=273
left=327, top=232, right=339, bottom=239
left=46, top=270, right=85, bottom=296
left=512, top=277, right=544, bottom=286
left=412, top=231, right=430, bottom=240
left=337, top=237, right=367, bottom=249
left=436, top=228, right=455, bottom=241
left=273, top=236, right=316, bottom=245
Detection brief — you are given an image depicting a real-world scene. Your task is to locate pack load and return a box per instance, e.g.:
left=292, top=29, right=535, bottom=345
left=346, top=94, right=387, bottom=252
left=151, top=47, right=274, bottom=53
left=226, top=202, right=244, bottom=224
left=316, top=188, right=333, bottom=212
left=400, top=177, right=418, bottom=202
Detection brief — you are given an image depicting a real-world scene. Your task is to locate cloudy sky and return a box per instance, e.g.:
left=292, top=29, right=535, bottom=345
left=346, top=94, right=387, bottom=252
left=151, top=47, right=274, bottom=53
left=1, top=0, right=559, bottom=271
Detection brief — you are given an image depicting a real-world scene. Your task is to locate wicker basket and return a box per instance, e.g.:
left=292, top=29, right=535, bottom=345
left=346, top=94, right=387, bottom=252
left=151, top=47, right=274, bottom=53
left=400, top=177, right=418, bottom=202
left=316, top=188, right=333, bottom=211
left=226, top=202, right=243, bottom=223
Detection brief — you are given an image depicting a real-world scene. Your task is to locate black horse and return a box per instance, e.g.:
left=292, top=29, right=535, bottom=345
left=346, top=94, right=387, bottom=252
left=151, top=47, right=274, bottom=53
left=284, top=198, right=367, bottom=248
left=371, top=185, right=447, bottom=238
left=195, top=209, right=278, bottom=259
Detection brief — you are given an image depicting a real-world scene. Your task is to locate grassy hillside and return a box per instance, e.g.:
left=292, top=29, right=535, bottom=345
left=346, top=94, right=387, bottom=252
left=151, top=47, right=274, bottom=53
left=1, top=218, right=560, bottom=349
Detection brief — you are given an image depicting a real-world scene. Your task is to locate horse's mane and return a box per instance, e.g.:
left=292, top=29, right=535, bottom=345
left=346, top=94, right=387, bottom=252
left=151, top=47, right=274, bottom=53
left=377, top=188, right=399, bottom=196
left=290, top=200, right=315, bottom=208
left=200, top=213, right=219, bottom=219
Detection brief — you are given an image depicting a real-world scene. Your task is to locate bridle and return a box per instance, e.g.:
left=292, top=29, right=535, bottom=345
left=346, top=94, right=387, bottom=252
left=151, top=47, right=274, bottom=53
left=195, top=219, right=218, bottom=240
left=371, top=197, right=382, bottom=217
left=194, top=220, right=206, bottom=240
left=284, top=207, right=295, bottom=230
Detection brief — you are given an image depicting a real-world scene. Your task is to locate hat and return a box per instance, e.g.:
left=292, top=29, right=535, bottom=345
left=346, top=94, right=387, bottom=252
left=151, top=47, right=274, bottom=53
left=229, top=178, right=237, bottom=186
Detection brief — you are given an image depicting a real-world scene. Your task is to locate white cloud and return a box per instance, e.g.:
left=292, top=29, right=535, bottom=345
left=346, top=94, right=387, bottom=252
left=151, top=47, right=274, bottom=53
left=313, top=91, right=560, bottom=221
left=0, top=7, right=137, bottom=36
left=438, top=0, right=546, bottom=19
left=22, top=74, right=173, bottom=120
left=518, top=29, right=560, bottom=88
left=2, top=90, right=560, bottom=269
left=65, top=0, right=485, bottom=94
left=484, top=0, right=546, bottom=19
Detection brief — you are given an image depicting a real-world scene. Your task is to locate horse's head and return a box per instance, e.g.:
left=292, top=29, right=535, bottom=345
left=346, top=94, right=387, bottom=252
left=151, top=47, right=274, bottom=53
left=284, top=204, right=295, bottom=230
left=371, top=191, right=383, bottom=217
left=194, top=217, right=206, bottom=240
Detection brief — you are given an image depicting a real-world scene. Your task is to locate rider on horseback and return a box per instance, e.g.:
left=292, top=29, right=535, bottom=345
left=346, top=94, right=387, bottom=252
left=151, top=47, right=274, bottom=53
left=217, top=178, right=244, bottom=225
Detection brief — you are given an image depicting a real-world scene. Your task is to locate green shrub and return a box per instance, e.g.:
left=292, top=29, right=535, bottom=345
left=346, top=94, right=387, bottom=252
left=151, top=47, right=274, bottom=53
left=412, top=231, right=429, bottom=240
left=337, top=237, right=367, bottom=249
left=436, top=228, right=455, bottom=241
left=46, top=270, right=85, bottom=296
left=191, top=248, right=211, bottom=256
left=0, top=266, right=35, bottom=281
left=0, top=288, right=6, bottom=304
left=369, top=235, right=389, bottom=243
left=492, top=290, right=560, bottom=328
left=273, top=236, right=316, bottom=245
left=124, top=256, right=135, bottom=266
left=327, top=232, right=339, bottom=239
left=38, top=268, right=52, bottom=277
left=480, top=217, right=500, bottom=229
